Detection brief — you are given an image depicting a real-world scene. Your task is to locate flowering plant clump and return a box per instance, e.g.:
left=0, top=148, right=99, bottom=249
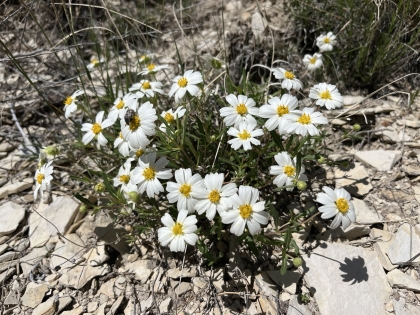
left=35, top=30, right=356, bottom=272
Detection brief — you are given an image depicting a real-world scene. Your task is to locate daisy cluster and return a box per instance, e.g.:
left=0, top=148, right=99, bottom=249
left=35, top=45, right=356, bottom=254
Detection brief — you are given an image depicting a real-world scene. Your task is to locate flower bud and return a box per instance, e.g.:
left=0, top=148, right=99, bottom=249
left=79, top=205, right=88, bottom=213
left=210, top=135, right=217, bottom=142
left=296, top=181, right=307, bottom=191
left=125, top=225, right=133, bottom=232
left=293, top=257, right=302, bottom=268
left=317, top=156, right=325, bottom=164
left=353, top=123, right=361, bottom=131
left=44, top=145, right=60, bottom=159
left=211, top=58, right=223, bottom=69
left=94, top=182, right=105, bottom=194
left=341, top=161, right=350, bottom=169
left=127, top=191, right=139, bottom=204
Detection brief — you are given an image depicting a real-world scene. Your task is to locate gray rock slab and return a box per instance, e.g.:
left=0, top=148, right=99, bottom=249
left=303, top=242, right=391, bottom=315
left=20, top=247, right=49, bottom=275
left=386, top=269, right=420, bottom=292
left=4, top=290, right=19, bottom=305
left=334, top=163, right=372, bottom=196
left=370, top=228, right=396, bottom=271
left=0, top=251, right=22, bottom=263
left=0, top=267, right=15, bottom=283
left=0, top=201, right=25, bottom=236
left=167, top=266, right=198, bottom=279
left=0, top=243, right=7, bottom=255
left=352, top=198, right=382, bottom=224
left=29, top=196, right=80, bottom=247
left=266, top=270, right=301, bottom=294
left=32, top=297, right=56, bottom=315
left=391, top=298, right=420, bottom=315
left=21, top=282, right=49, bottom=308
left=50, top=233, right=84, bottom=270
left=0, top=178, right=32, bottom=199
left=342, top=225, right=371, bottom=240
left=159, top=297, right=172, bottom=313
left=93, top=213, right=130, bottom=254
left=355, top=150, right=402, bottom=171
left=124, top=260, right=155, bottom=284
left=287, top=295, right=312, bottom=315
left=386, top=223, right=420, bottom=265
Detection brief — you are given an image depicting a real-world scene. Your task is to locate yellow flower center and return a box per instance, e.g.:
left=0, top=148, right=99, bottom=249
left=36, top=173, right=44, bottom=184
left=119, top=132, right=123, bottom=139
left=239, top=204, right=253, bottom=219
left=147, top=63, right=155, bottom=71
left=238, top=130, right=251, bottom=140
left=277, top=105, right=289, bottom=117
left=64, top=96, right=73, bottom=106
left=284, top=71, right=295, bottom=79
left=164, top=112, right=175, bottom=124
left=120, top=175, right=130, bottom=184
left=91, top=59, right=99, bottom=65
left=91, top=123, right=102, bottom=135
left=320, top=90, right=332, bottom=100
left=236, top=103, right=247, bottom=116
left=136, top=149, right=144, bottom=157
left=129, top=115, right=140, bottom=131
left=179, top=184, right=192, bottom=197
left=116, top=100, right=125, bottom=109
left=208, top=190, right=221, bottom=203
left=323, top=37, right=330, bottom=43
left=177, top=77, right=188, bottom=88
left=336, top=198, right=349, bottom=213
left=283, top=165, right=296, bottom=177
left=297, top=113, right=311, bottom=125
left=309, top=57, right=317, bottom=64
left=142, top=81, right=151, bottom=89
left=143, top=167, right=156, bottom=180
left=172, top=222, right=184, bottom=235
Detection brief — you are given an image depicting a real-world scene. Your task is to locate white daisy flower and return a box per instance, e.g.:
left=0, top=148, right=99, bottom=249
left=194, top=173, right=238, bottom=220
left=87, top=58, right=105, bottom=70
left=129, top=80, right=164, bottom=98
left=159, top=107, right=186, bottom=132
left=81, top=111, right=114, bottom=146
left=316, top=32, right=337, bottom=52
left=269, top=152, right=307, bottom=191
left=316, top=186, right=356, bottom=229
left=123, top=182, right=140, bottom=210
left=63, top=90, right=84, bottom=118
left=113, top=158, right=135, bottom=191
left=34, top=160, right=54, bottom=199
left=168, top=70, right=203, bottom=103
left=220, top=186, right=269, bottom=236
left=309, top=83, right=343, bottom=109
left=219, top=94, right=259, bottom=127
left=285, top=108, right=328, bottom=136
left=303, top=53, right=323, bottom=71
left=272, top=68, right=302, bottom=91
left=131, top=152, right=172, bottom=198
left=166, top=168, right=206, bottom=213
left=108, top=93, right=139, bottom=122
left=121, top=101, right=157, bottom=149
left=138, top=63, right=168, bottom=75
left=114, top=132, right=134, bottom=157
left=158, top=209, right=198, bottom=252
left=129, top=146, right=151, bottom=160
left=259, top=95, right=301, bottom=135
left=227, top=122, right=264, bottom=151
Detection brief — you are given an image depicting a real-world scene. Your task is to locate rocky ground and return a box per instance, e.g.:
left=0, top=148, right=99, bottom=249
left=1, top=1, right=420, bottom=315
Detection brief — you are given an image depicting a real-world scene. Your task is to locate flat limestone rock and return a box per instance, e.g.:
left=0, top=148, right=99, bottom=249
left=167, top=266, right=198, bottom=279
left=303, top=242, right=391, bottom=315
left=386, top=223, right=420, bottom=265
left=0, top=201, right=25, bottom=236
left=287, top=295, right=312, bottom=315
left=21, top=282, right=49, bottom=308
left=266, top=270, right=301, bottom=294
left=355, top=150, right=402, bottom=171
left=334, top=163, right=372, bottom=197
left=370, top=228, right=396, bottom=271
left=387, top=269, right=420, bottom=292
left=0, top=178, right=32, bottom=199
left=20, top=247, right=49, bottom=275
left=50, top=233, right=84, bottom=270
left=29, top=196, right=80, bottom=247
left=352, top=198, right=382, bottom=224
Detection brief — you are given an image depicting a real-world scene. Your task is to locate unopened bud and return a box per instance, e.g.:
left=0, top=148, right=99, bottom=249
left=317, top=156, right=325, bottom=164
left=210, top=135, right=217, bottom=141
left=293, top=257, right=302, bottom=268
left=127, top=191, right=139, bottom=204
left=296, top=181, right=307, bottom=191
left=80, top=205, right=87, bottom=213
left=125, top=225, right=133, bottom=232
left=44, top=145, right=60, bottom=159
left=94, top=182, right=105, bottom=194
left=341, top=161, right=350, bottom=169
left=211, top=58, right=223, bottom=69
left=353, top=123, right=361, bottom=131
